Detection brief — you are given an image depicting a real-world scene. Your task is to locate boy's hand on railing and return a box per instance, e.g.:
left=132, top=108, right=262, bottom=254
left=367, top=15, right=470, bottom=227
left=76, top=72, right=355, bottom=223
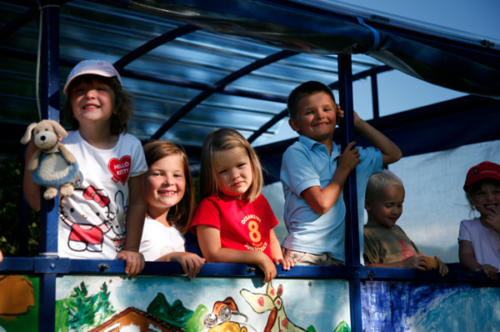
left=435, top=256, right=449, bottom=276
left=402, top=254, right=426, bottom=271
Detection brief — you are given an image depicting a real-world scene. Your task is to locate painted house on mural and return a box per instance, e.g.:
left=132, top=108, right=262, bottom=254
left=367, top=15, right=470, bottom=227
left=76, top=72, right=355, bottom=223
left=89, top=307, right=184, bottom=332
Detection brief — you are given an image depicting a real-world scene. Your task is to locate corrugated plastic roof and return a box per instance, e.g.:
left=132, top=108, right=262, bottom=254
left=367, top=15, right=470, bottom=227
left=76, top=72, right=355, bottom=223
left=1, top=0, right=499, bottom=153
left=0, top=0, right=390, bottom=149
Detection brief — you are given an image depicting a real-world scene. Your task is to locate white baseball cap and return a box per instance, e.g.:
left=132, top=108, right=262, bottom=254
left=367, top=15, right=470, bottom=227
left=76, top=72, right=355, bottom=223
left=63, top=59, right=122, bottom=95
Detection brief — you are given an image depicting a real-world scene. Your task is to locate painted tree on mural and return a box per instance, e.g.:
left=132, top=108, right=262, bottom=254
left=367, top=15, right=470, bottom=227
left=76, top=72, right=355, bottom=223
left=64, top=281, right=115, bottom=331
left=94, top=282, right=115, bottom=326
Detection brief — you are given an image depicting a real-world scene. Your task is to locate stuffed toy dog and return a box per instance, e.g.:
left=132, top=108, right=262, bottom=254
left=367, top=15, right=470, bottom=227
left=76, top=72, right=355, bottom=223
left=20, top=120, right=79, bottom=200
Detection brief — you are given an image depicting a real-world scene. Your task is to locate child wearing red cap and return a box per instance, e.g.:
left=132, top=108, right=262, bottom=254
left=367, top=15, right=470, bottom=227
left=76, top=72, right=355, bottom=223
left=459, top=161, right=500, bottom=279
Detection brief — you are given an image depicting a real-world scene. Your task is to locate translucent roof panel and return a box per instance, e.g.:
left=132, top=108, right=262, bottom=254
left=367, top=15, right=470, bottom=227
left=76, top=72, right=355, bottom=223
left=1, top=0, right=497, bottom=153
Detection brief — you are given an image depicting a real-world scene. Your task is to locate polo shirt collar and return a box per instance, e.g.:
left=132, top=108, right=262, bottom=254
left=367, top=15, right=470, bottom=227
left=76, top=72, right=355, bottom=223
left=298, top=135, right=341, bottom=156
left=298, top=135, right=323, bottom=149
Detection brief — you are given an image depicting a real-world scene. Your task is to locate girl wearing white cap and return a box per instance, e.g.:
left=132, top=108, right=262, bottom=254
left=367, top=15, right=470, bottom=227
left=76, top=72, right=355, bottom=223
left=24, top=60, right=147, bottom=276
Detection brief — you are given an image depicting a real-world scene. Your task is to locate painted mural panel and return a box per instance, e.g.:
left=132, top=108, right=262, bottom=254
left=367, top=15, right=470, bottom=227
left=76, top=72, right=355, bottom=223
left=361, top=281, right=500, bottom=332
left=55, top=276, right=351, bottom=332
left=0, top=275, right=39, bottom=332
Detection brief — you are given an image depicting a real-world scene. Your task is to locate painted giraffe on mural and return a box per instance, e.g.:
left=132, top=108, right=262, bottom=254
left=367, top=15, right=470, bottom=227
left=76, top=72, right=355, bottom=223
left=240, top=282, right=306, bottom=332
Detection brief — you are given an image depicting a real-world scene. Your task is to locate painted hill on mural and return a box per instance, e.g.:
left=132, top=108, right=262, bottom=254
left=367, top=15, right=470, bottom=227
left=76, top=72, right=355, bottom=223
left=148, top=292, right=193, bottom=326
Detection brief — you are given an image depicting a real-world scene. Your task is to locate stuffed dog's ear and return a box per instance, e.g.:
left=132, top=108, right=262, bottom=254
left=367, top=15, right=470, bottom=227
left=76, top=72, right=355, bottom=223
left=20, top=122, right=40, bottom=144
left=48, top=120, right=68, bottom=138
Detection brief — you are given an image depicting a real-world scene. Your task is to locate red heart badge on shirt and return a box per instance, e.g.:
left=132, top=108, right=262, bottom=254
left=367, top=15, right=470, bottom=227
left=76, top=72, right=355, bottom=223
left=108, top=156, right=131, bottom=185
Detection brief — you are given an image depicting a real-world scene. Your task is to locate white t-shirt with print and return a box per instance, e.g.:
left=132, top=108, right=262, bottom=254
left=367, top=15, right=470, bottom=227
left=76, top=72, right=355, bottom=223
left=58, top=130, right=147, bottom=260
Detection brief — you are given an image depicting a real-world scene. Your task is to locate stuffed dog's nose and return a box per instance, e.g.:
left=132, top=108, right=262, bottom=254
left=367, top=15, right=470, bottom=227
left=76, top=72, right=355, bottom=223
left=40, top=135, right=46, bottom=141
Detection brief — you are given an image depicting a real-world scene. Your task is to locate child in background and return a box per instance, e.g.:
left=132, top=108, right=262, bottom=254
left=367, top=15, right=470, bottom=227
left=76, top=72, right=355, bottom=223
left=23, top=59, right=147, bottom=276
left=140, top=141, right=205, bottom=279
left=281, top=81, right=402, bottom=265
left=191, top=128, right=293, bottom=282
left=459, top=161, right=500, bottom=279
left=363, top=170, right=448, bottom=276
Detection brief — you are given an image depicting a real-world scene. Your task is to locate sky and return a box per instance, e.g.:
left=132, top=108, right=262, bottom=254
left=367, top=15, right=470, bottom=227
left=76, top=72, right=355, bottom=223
left=329, top=0, right=500, bottom=119
left=322, top=0, right=500, bottom=42
left=259, top=0, right=500, bottom=146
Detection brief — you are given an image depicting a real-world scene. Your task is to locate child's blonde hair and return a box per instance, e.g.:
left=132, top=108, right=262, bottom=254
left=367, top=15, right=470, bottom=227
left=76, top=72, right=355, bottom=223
left=143, top=140, right=195, bottom=234
left=365, top=169, right=404, bottom=202
left=200, top=128, right=263, bottom=202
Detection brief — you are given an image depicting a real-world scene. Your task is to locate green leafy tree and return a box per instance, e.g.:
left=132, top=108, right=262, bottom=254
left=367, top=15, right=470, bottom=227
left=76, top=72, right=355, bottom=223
left=0, top=159, right=40, bottom=256
left=65, top=282, right=97, bottom=331
left=94, top=282, right=115, bottom=326
left=64, top=281, right=115, bottom=331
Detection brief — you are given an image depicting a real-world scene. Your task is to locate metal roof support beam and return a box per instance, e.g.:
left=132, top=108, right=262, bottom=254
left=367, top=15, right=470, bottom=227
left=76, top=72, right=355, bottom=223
left=113, top=24, right=199, bottom=70
left=151, top=49, right=298, bottom=139
left=329, top=65, right=391, bottom=90
left=120, top=67, right=287, bottom=103
left=38, top=0, right=61, bottom=255
left=371, top=72, right=380, bottom=119
left=0, top=46, right=289, bottom=104
left=37, top=3, right=61, bottom=331
left=339, top=55, right=360, bottom=267
left=338, top=53, right=362, bottom=332
left=247, top=109, right=289, bottom=143
left=248, top=65, right=391, bottom=143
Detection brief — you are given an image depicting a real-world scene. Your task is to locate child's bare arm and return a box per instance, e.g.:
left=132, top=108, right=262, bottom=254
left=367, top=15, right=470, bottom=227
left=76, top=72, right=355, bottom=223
left=366, top=254, right=427, bottom=270
left=354, top=112, right=402, bottom=165
left=459, top=240, right=482, bottom=271
left=302, top=141, right=360, bottom=214
left=117, top=174, right=146, bottom=276
left=197, top=225, right=277, bottom=282
left=459, top=240, right=498, bottom=278
left=23, top=140, right=41, bottom=211
left=270, top=229, right=293, bottom=270
left=435, top=256, right=449, bottom=276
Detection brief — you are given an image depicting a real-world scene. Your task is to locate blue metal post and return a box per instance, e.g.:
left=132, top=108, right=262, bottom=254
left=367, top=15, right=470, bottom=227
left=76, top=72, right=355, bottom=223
left=338, top=53, right=362, bottom=332
left=370, top=72, right=380, bottom=119
left=38, top=1, right=60, bottom=331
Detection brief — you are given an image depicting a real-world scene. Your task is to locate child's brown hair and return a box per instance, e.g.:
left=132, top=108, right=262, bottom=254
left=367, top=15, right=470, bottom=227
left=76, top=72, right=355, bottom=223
left=62, top=75, right=133, bottom=135
left=287, top=80, right=336, bottom=119
left=463, top=161, right=500, bottom=211
left=143, top=140, right=195, bottom=234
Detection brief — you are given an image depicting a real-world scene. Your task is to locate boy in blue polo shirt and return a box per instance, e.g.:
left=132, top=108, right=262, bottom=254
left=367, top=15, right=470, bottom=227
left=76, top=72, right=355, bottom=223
left=280, top=81, right=402, bottom=265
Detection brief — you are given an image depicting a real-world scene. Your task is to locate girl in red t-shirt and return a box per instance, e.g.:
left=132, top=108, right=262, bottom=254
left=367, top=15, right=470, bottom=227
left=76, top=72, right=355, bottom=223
left=192, top=128, right=293, bottom=282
